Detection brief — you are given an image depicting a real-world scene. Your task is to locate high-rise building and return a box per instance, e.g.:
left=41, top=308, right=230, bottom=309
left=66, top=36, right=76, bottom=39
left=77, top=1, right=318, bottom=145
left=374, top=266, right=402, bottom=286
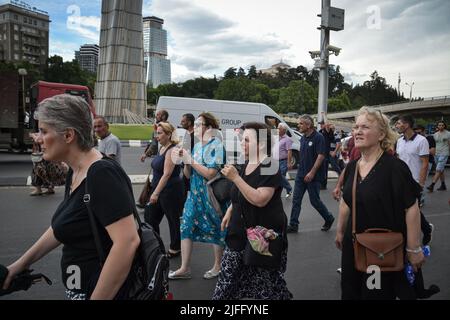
left=143, top=16, right=171, bottom=88
left=75, top=44, right=99, bottom=74
left=0, top=0, right=49, bottom=67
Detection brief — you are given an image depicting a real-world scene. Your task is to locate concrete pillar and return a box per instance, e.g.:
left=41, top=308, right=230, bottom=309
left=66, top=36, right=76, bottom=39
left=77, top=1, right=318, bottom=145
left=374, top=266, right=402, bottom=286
left=94, top=0, right=146, bottom=123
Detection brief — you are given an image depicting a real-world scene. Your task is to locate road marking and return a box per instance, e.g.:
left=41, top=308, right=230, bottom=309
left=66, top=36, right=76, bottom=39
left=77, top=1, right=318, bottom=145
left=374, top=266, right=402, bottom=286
left=426, top=212, right=450, bottom=218
left=25, top=174, right=152, bottom=186
left=129, top=140, right=143, bottom=147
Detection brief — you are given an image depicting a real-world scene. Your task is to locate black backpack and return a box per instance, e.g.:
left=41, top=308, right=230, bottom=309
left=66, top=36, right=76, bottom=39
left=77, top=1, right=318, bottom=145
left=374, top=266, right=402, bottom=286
left=83, top=158, right=169, bottom=300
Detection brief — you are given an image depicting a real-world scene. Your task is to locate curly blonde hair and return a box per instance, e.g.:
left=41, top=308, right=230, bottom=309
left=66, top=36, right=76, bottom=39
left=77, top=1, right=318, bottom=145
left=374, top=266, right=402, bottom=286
left=356, top=107, right=398, bottom=152
left=157, top=122, right=179, bottom=145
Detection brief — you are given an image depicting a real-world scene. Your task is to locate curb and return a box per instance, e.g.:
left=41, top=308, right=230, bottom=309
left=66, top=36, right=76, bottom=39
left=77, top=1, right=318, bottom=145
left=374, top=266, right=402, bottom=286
left=120, top=140, right=150, bottom=148
left=0, top=174, right=153, bottom=187
left=1, top=172, right=339, bottom=187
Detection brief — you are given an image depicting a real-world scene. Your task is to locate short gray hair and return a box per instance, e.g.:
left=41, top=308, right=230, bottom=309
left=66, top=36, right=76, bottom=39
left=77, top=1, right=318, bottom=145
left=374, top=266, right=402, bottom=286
left=34, top=94, right=94, bottom=151
left=278, top=123, right=289, bottom=131
left=299, top=114, right=314, bottom=126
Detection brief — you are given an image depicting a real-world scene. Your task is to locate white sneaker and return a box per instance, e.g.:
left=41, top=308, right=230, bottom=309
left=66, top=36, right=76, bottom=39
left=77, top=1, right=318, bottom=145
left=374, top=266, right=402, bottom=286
left=285, top=192, right=292, bottom=198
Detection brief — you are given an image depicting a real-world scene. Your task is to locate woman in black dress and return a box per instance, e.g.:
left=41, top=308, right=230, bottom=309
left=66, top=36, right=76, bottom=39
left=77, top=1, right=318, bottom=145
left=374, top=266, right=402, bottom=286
left=335, top=107, right=425, bottom=300
left=3, top=94, right=140, bottom=300
left=212, top=122, right=292, bottom=300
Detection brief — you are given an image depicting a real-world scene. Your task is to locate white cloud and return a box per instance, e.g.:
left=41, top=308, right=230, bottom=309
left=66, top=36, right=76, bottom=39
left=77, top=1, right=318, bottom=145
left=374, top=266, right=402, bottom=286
left=49, top=39, right=78, bottom=61
left=49, top=0, right=449, bottom=97
left=66, top=14, right=100, bottom=42
left=149, top=0, right=294, bottom=76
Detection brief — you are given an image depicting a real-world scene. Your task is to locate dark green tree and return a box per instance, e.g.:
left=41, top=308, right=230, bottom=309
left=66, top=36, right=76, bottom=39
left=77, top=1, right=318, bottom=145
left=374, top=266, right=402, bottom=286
left=247, top=65, right=257, bottom=79
left=276, top=80, right=317, bottom=114
left=214, top=78, right=271, bottom=105
left=223, top=67, right=237, bottom=79
left=237, top=67, right=246, bottom=78
left=182, top=77, right=219, bottom=99
left=328, top=91, right=352, bottom=112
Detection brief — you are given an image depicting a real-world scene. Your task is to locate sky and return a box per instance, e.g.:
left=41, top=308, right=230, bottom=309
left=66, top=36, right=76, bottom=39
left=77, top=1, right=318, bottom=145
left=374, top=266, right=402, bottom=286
left=5, top=0, right=450, bottom=98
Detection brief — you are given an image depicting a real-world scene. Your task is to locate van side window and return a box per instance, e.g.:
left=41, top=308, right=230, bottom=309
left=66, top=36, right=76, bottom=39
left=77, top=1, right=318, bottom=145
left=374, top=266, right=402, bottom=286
left=264, top=116, right=280, bottom=130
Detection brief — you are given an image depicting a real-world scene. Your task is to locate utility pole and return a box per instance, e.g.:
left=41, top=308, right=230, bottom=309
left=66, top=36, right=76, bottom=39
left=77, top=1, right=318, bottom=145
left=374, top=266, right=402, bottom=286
left=317, top=0, right=330, bottom=127
left=311, top=0, right=344, bottom=128
left=405, top=82, right=414, bottom=102
left=398, top=73, right=401, bottom=96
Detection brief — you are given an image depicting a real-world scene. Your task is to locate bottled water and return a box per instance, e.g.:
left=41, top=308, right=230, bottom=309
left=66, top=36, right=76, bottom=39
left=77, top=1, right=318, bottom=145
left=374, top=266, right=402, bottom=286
left=405, top=245, right=430, bottom=286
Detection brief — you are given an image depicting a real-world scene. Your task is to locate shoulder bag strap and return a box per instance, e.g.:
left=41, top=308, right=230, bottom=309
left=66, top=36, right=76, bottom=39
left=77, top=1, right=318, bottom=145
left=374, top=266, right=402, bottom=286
left=84, top=158, right=143, bottom=265
left=84, top=179, right=106, bottom=266
left=351, top=160, right=360, bottom=238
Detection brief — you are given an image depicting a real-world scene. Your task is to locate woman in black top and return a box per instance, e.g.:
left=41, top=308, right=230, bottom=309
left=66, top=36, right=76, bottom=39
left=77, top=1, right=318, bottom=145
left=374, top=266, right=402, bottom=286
left=212, top=122, right=292, bottom=300
left=335, top=107, right=425, bottom=300
left=144, top=122, right=184, bottom=257
left=2, top=94, right=140, bottom=300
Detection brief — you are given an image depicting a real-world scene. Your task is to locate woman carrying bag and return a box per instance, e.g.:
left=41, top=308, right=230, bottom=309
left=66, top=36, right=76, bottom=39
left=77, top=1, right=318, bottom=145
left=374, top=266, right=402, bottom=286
left=335, top=107, right=425, bottom=300
left=3, top=95, right=140, bottom=300
left=212, top=122, right=292, bottom=300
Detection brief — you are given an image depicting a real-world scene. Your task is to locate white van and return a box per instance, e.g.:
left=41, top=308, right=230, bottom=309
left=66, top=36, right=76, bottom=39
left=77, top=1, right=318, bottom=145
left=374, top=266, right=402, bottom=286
left=156, top=96, right=301, bottom=167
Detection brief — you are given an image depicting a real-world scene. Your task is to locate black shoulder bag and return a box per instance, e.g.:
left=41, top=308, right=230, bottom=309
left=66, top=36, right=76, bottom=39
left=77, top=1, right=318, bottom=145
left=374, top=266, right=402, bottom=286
left=83, top=158, right=169, bottom=300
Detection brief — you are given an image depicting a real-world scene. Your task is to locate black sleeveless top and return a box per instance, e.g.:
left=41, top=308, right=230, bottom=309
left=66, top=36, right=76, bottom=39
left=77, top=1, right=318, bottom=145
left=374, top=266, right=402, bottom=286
left=151, top=144, right=181, bottom=189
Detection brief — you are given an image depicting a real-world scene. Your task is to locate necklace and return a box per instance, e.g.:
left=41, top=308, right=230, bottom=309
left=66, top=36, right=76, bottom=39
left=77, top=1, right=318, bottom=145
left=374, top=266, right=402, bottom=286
left=70, top=168, right=82, bottom=193
left=360, top=149, right=383, bottom=166
left=160, top=143, right=171, bottom=154
left=358, top=150, right=383, bottom=181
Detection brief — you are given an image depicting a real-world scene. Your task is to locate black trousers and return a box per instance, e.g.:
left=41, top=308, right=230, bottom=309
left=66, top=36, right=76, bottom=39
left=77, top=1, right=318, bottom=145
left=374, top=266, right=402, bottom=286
left=144, top=181, right=185, bottom=251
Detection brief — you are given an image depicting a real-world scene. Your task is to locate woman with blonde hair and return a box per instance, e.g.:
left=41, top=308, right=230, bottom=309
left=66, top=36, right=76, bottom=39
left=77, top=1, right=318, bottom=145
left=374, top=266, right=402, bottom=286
left=144, top=121, right=185, bottom=258
left=335, top=107, right=425, bottom=299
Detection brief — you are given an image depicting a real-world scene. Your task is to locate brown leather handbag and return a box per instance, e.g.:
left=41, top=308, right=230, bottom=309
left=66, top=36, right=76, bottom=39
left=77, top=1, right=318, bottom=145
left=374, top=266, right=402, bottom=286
left=352, top=161, right=404, bottom=272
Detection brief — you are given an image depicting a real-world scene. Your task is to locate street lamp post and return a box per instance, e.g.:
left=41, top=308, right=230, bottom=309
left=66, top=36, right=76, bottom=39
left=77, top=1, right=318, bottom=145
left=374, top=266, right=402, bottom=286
left=405, top=81, right=414, bottom=102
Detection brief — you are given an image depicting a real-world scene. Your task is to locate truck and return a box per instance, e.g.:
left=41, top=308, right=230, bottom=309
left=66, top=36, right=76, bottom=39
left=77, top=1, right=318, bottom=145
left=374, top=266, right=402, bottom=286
left=0, top=71, right=95, bottom=152
left=156, top=96, right=301, bottom=168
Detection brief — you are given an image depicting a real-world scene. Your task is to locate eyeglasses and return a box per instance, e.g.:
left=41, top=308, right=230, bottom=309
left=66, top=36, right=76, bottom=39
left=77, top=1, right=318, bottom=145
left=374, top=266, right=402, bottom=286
left=194, top=120, right=206, bottom=127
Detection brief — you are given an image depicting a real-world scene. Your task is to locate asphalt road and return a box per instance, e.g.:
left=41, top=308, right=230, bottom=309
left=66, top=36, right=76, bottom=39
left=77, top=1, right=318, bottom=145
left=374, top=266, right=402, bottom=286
left=0, top=148, right=449, bottom=300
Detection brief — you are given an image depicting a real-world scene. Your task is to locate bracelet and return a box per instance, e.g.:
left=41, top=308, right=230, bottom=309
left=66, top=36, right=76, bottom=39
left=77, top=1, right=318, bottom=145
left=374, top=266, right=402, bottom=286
left=406, top=247, right=422, bottom=254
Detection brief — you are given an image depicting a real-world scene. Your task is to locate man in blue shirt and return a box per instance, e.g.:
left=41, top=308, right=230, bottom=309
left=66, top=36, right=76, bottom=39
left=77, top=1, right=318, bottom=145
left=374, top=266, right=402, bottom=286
left=287, top=115, right=335, bottom=232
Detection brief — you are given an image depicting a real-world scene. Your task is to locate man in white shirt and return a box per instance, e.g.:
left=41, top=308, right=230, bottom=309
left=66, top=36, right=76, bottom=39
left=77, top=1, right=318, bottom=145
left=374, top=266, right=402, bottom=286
left=94, top=116, right=122, bottom=165
left=395, top=115, right=433, bottom=245
left=395, top=115, right=429, bottom=187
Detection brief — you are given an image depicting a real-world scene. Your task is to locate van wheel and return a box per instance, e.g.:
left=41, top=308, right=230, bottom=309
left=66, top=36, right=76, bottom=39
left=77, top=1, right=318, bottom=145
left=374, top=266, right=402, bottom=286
left=290, top=150, right=299, bottom=169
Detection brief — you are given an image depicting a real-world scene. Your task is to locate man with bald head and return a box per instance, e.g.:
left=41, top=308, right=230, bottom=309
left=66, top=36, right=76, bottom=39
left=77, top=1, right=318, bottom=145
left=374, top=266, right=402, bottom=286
left=94, top=116, right=122, bottom=165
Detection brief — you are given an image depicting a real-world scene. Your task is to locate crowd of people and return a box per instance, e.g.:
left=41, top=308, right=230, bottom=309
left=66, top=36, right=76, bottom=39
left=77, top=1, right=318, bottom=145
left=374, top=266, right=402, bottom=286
left=2, top=92, right=447, bottom=300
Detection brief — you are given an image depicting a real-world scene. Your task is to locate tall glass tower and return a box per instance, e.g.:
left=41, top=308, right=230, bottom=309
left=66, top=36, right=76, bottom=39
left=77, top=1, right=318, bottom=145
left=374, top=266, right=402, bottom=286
left=143, top=16, right=171, bottom=88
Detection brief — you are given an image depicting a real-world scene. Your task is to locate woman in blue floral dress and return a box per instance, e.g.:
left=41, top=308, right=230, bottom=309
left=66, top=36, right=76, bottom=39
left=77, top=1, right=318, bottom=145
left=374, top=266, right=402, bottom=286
left=169, top=112, right=227, bottom=280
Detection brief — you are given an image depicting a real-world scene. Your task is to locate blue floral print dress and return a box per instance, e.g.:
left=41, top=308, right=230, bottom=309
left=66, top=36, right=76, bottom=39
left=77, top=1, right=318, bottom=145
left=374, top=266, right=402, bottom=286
left=180, top=138, right=227, bottom=246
